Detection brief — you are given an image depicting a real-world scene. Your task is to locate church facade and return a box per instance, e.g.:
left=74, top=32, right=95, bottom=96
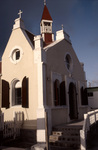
left=0, top=4, right=89, bottom=143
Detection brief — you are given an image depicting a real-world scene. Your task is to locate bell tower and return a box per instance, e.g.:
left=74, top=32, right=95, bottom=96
left=40, top=1, right=54, bottom=46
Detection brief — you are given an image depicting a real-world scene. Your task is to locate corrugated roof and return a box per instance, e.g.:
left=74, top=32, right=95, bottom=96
left=87, top=87, right=98, bottom=92
left=41, top=5, right=52, bottom=21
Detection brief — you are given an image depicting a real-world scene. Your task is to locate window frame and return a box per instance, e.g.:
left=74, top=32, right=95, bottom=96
left=65, top=53, right=73, bottom=72
left=54, top=79, right=66, bottom=107
left=11, top=79, right=22, bottom=106
left=10, top=77, right=29, bottom=108
left=9, top=46, right=23, bottom=64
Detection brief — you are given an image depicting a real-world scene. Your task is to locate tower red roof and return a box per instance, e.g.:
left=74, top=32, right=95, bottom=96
left=41, top=5, right=52, bottom=21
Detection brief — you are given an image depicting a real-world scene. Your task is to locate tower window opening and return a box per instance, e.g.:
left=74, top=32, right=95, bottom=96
left=44, top=22, right=50, bottom=26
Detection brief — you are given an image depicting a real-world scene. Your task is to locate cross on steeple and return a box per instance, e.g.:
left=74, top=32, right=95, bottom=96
left=62, top=24, right=64, bottom=30
left=44, top=0, right=46, bottom=5
left=18, top=10, right=23, bottom=18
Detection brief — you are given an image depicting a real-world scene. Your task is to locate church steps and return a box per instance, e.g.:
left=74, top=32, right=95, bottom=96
left=49, top=122, right=83, bottom=149
left=52, top=130, right=80, bottom=136
left=49, top=135, right=80, bottom=142
left=50, top=141, right=80, bottom=150
left=50, top=146, right=80, bottom=150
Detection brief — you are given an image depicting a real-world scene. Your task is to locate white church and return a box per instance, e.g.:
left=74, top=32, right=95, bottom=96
left=0, top=2, right=89, bottom=146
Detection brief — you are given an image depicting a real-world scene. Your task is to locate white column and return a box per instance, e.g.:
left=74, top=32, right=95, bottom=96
left=34, top=36, right=47, bottom=142
left=80, top=130, right=86, bottom=150
left=37, top=62, right=47, bottom=142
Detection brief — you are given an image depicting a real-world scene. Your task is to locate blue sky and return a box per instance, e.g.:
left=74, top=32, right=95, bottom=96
left=0, top=0, right=98, bottom=87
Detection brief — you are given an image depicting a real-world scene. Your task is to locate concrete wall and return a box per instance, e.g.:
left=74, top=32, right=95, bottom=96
left=45, top=38, right=88, bottom=125
left=1, top=27, right=38, bottom=129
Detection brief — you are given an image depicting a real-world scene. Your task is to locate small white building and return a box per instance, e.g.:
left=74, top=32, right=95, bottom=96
left=87, top=87, right=98, bottom=109
left=0, top=3, right=89, bottom=145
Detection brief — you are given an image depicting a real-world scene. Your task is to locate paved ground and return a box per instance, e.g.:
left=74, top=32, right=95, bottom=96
left=0, top=146, right=31, bottom=150
left=0, top=138, right=33, bottom=150
left=0, top=147, right=29, bottom=150
left=66, top=120, right=84, bottom=126
left=54, top=119, right=84, bottom=129
left=0, top=120, right=98, bottom=150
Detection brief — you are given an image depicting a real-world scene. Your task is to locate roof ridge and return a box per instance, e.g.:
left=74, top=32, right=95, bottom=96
left=25, top=29, right=35, bottom=46
left=41, top=5, right=52, bottom=21
left=25, top=29, right=35, bottom=36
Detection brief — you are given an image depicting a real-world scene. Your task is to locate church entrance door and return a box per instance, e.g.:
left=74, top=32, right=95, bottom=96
left=69, top=82, right=78, bottom=120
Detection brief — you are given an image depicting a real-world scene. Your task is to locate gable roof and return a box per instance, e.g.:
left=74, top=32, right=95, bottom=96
left=43, top=39, right=63, bottom=51
left=41, top=5, right=52, bottom=21
left=25, top=30, right=35, bottom=46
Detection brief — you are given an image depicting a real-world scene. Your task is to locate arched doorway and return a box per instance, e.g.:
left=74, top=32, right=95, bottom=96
left=69, top=82, right=78, bottom=120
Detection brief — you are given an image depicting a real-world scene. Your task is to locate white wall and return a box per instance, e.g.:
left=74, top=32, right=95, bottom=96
left=88, top=91, right=98, bottom=109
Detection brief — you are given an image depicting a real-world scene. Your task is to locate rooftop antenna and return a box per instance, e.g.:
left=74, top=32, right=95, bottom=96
left=44, top=0, right=46, bottom=5
left=18, top=10, right=23, bottom=18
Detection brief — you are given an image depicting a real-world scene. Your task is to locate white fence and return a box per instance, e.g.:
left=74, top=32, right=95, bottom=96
left=0, top=111, right=24, bottom=139
left=80, top=110, right=98, bottom=150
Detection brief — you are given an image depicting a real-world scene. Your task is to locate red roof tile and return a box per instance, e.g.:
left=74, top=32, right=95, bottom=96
left=41, top=5, right=52, bottom=21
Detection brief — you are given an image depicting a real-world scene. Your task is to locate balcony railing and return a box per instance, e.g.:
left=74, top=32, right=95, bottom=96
left=80, top=110, right=98, bottom=150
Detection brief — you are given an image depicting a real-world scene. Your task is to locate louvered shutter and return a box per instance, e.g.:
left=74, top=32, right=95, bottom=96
left=54, top=80, right=59, bottom=106
left=2, top=80, right=9, bottom=109
left=81, top=87, right=84, bottom=105
left=22, top=77, right=29, bottom=108
left=60, top=81, right=66, bottom=105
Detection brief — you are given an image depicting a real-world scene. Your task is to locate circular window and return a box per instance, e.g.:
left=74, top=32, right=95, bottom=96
left=65, top=53, right=73, bottom=72
left=12, top=49, right=20, bottom=61
left=9, top=47, right=23, bottom=64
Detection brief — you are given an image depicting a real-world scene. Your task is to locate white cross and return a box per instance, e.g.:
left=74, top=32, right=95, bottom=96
left=18, top=10, right=23, bottom=18
left=44, top=0, right=46, bottom=5
left=62, top=24, right=64, bottom=30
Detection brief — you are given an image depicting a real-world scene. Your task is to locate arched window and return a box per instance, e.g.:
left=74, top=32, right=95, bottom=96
left=1, top=77, right=28, bottom=108
left=54, top=79, right=60, bottom=106
left=65, top=53, right=73, bottom=72
left=54, top=80, right=66, bottom=106
left=12, top=80, right=22, bottom=106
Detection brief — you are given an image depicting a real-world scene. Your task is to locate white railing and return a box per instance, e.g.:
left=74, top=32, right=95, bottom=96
left=0, top=111, right=24, bottom=139
left=41, top=26, right=52, bottom=33
left=80, top=110, right=98, bottom=150
left=3, top=121, right=15, bottom=138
